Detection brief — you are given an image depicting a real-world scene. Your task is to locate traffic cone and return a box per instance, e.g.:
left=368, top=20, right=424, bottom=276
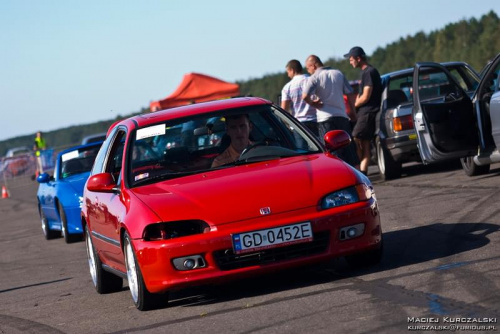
left=2, top=186, right=9, bottom=199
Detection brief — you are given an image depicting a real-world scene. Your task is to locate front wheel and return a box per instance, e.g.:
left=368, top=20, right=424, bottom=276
left=85, top=225, right=123, bottom=294
left=124, top=232, right=167, bottom=311
left=376, top=137, right=402, bottom=180
left=460, top=156, right=490, bottom=176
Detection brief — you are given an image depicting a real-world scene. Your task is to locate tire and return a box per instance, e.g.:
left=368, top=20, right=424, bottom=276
left=40, top=206, right=59, bottom=240
left=376, top=137, right=402, bottom=180
left=460, top=157, right=490, bottom=176
left=85, top=225, right=123, bottom=294
left=124, top=232, right=167, bottom=311
left=59, top=202, right=82, bottom=243
left=346, top=238, right=384, bottom=268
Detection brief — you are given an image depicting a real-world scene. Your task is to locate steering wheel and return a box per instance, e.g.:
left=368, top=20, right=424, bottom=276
left=239, top=141, right=268, bottom=159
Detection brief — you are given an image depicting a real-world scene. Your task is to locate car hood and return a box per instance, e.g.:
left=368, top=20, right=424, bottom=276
left=131, top=154, right=358, bottom=225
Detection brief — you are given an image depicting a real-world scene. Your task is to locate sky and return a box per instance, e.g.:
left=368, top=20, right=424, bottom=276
left=1, top=0, right=499, bottom=142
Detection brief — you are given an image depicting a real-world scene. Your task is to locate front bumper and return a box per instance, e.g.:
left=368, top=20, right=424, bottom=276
left=132, top=199, right=382, bottom=294
left=64, top=205, right=84, bottom=234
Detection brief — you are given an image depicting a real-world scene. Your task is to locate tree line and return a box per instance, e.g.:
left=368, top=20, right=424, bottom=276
left=1, top=10, right=499, bottom=156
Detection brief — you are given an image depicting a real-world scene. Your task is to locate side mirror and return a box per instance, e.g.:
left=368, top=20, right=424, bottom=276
left=86, top=173, right=118, bottom=193
left=36, top=173, right=51, bottom=184
left=324, top=130, right=351, bottom=152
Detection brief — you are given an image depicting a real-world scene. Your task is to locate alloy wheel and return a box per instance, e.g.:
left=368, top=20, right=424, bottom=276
left=125, top=240, right=139, bottom=304
left=86, top=231, right=98, bottom=287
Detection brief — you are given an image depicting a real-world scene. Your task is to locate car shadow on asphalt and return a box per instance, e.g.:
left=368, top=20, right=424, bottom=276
left=164, top=221, right=499, bottom=309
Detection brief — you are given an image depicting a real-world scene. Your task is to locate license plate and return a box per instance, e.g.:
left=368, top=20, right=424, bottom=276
left=232, top=222, right=313, bottom=254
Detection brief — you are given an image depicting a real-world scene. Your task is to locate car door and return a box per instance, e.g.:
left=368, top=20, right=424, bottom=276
left=479, top=54, right=500, bottom=150
left=87, top=128, right=128, bottom=270
left=412, top=62, right=478, bottom=164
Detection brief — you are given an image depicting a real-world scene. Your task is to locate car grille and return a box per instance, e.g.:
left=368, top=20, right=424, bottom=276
left=213, top=231, right=330, bottom=271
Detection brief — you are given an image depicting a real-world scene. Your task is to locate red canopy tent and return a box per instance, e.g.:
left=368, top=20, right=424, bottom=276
left=150, top=73, right=240, bottom=111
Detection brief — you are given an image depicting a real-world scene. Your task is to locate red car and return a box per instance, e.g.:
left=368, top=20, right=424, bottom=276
left=82, top=97, right=383, bottom=310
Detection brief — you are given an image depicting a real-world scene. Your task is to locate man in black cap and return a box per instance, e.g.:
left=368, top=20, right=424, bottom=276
left=344, top=46, right=382, bottom=176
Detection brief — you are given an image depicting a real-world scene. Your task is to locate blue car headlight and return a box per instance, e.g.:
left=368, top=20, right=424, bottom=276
left=321, top=184, right=373, bottom=210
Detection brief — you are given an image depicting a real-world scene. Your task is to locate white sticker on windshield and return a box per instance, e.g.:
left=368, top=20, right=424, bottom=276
left=136, top=124, right=165, bottom=140
left=135, top=173, right=149, bottom=181
left=62, top=150, right=79, bottom=162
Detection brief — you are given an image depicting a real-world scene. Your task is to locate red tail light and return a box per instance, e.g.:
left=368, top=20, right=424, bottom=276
left=393, top=115, right=414, bottom=132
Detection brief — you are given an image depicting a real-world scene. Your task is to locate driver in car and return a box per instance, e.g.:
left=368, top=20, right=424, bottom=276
left=211, top=114, right=253, bottom=168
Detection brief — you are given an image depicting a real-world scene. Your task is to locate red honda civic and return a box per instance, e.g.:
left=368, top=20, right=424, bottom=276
left=82, top=97, right=383, bottom=310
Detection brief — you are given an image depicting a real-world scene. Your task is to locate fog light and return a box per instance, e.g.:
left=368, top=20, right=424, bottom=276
left=339, top=223, right=365, bottom=241
left=184, top=259, right=195, bottom=269
left=172, top=255, right=206, bottom=271
left=347, top=228, right=357, bottom=238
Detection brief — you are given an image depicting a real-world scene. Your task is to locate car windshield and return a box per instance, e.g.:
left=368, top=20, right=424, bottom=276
left=128, top=105, right=321, bottom=187
left=60, top=145, right=102, bottom=179
left=386, top=64, right=480, bottom=108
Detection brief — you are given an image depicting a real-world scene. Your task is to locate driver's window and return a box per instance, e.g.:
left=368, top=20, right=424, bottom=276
left=491, top=66, right=500, bottom=93
left=449, top=68, right=468, bottom=91
left=105, top=130, right=126, bottom=183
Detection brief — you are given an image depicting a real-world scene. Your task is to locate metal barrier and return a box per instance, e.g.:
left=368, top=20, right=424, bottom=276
left=0, top=145, right=72, bottom=193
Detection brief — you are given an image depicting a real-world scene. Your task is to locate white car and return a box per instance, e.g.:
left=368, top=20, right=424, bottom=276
left=5, top=146, right=32, bottom=157
left=81, top=133, right=107, bottom=145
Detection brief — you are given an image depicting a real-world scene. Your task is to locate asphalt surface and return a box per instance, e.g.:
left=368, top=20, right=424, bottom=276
left=0, top=162, right=499, bottom=334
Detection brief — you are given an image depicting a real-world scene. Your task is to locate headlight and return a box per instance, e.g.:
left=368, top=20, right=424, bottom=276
left=321, top=184, right=373, bottom=210
left=143, top=220, right=211, bottom=241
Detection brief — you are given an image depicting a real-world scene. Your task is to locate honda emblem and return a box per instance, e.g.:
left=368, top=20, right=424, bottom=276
left=260, top=207, right=271, bottom=215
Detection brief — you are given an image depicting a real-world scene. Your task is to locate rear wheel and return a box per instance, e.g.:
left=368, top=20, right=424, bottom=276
left=376, top=137, right=402, bottom=180
left=460, top=156, right=490, bottom=176
left=40, top=206, right=59, bottom=240
left=124, top=232, right=167, bottom=311
left=59, top=202, right=82, bottom=243
left=85, top=225, right=123, bottom=293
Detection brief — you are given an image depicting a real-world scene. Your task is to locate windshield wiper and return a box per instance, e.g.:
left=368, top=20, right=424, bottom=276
left=133, top=170, right=201, bottom=186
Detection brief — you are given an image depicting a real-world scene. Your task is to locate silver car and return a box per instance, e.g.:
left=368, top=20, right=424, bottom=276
left=375, top=62, right=480, bottom=179
left=412, top=53, right=500, bottom=176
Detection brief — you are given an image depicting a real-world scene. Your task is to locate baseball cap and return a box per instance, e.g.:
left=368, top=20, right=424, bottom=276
left=344, top=46, right=366, bottom=58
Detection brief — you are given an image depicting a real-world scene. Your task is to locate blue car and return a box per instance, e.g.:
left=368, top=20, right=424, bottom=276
left=37, top=141, right=103, bottom=243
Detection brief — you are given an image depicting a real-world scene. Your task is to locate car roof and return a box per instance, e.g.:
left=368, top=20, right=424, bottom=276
left=112, top=97, right=271, bottom=131
left=81, top=132, right=107, bottom=144
left=381, top=61, right=473, bottom=79
left=58, top=141, right=103, bottom=159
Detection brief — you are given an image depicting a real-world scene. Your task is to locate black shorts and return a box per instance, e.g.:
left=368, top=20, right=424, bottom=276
left=353, top=112, right=376, bottom=140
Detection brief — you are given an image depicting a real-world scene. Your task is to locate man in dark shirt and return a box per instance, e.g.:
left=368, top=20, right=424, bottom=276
left=344, top=46, right=382, bottom=176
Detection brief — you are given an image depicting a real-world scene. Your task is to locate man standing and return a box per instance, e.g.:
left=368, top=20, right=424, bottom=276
left=281, top=59, right=318, bottom=137
left=344, top=46, right=382, bottom=176
left=302, top=55, right=359, bottom=168
left=33, top=131, right=47, bottom=176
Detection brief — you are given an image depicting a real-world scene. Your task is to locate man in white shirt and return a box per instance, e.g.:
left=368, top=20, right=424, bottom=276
left=302, top=55, right=359, bottom=169
left=281, top=59, right=318, bottom=137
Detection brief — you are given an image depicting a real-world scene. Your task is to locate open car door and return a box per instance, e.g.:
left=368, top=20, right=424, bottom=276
left=412, top=62, right=478, bottom=164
